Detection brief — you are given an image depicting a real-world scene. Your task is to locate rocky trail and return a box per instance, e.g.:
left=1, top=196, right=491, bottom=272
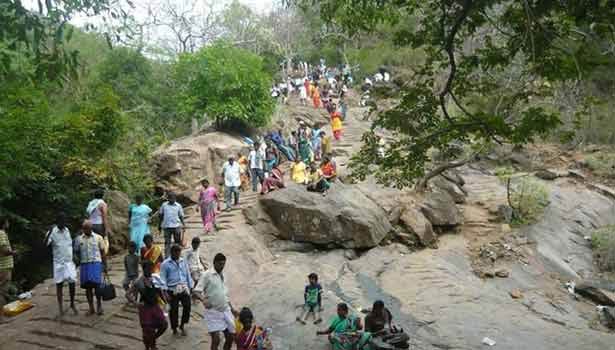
left=3, top=95, right=615, bottom=350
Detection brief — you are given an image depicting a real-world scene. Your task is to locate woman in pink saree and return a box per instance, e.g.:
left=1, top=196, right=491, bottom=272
left=261, top=165, right=285, bottom=195
left=197, top=179, right=219, bottom=234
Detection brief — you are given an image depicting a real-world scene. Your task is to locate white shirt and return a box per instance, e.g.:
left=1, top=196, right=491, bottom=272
left=249, top=148, right=265, bottom=169
left=46, top=226, right=73, bottom=266
left=183, top=248, right=205, bottom=274
left=87, top=199, right=106, bottom=225
left=384, top=72, right=390, bottom=82
left=222, top=161, right=241, bottom=187
left=374, top=72, right=384, bottom=81
left=160, top=201, right=184, bottom=228
left=195, top=268, right=230, bottom=312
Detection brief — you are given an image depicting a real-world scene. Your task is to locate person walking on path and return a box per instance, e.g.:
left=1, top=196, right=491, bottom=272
left=128, top=260, right=168, bottom=350
left=0, top=217, right=15, bottom=310
left=248, top=143, right=265, bottom=193
left=183, top=236, right=207, bottom=287
left=86, top=189, right=110, bottom=254
left=129, top=194, right=152, bottom=251
left=123, top=242, right=140, bottom=303
left=193, top=253, right=237, bottom=350
left=312, top=83, right=321, bottom=109
left=160, top=244, right=193, bottom=336
left=141, top=234, right=163, bottom=274
left=237, top=152, right=250, bottom=192
left=159, top=193, right=185, bottom=258
left=198, top=179, right=220, bottom=234
left=299, top=80, right=308, bottom=105
left=330, top=108, right=344, bottom=141
left=45, top=214, right=78, bottom=316
left=74, top=220, right=107, bottom=315
left=222, top=156, right=241, bottom=211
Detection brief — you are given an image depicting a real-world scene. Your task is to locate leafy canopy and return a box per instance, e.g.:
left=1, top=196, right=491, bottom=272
left=300, top=0, right=615, bottom=187
left=175, top=41, right=274, bottom=128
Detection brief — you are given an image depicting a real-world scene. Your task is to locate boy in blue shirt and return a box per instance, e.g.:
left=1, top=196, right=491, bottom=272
left=296, top=272, right=323, bottom=325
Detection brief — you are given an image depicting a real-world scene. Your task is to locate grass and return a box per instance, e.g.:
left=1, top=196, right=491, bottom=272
left=591, top=225, right=615, bottom=271
left=585, top=151, right=615, bottom=178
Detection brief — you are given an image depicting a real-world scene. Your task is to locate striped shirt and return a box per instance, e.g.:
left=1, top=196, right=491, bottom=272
left=0, top=229, right=14, bottom=270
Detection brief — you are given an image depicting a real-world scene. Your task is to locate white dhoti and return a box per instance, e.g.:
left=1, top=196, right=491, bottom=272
left=53, top=261, right=77, bottom=284
left=203, top=307, right=236, bottom=334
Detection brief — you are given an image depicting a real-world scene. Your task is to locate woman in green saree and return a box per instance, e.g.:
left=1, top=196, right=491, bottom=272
left=317, top=303, right=371, bottom=350
left=298, top=136, right=313, bottom=164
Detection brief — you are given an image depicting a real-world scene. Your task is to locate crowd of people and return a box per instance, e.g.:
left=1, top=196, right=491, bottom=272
left=0, top=59, right=404, bottom=350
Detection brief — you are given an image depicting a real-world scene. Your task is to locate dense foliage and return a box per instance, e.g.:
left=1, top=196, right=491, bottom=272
left=298, top=0, right=615, bottom=187
left=175, top=42, right=275, bottom=129
left=1, top=1, right=283, bottom=289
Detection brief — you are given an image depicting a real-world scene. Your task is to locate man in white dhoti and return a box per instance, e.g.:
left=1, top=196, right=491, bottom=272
left=193, top=253, right=237, bottom=350
left=46, top=214, right=78, bottom=317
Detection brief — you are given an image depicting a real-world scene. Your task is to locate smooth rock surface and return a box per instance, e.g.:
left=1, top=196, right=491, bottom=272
left=259, top=183, right=392, bottom=248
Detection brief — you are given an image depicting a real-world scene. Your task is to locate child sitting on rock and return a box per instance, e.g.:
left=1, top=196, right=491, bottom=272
left=296, top=272, right=323, bottom=325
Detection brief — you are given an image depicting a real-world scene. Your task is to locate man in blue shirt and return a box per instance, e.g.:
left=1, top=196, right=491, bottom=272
left=161, top=244, right=193, bottom=336
left=159, top=192, right=185, bottom=258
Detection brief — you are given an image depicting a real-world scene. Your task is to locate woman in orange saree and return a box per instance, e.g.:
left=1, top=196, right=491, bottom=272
left=312, top=84, right=321, bottom=109
left=140, top=234, right=163, bottom=274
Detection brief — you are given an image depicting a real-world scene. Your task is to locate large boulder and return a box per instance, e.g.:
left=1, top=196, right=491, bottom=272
left=431, top=176, right=467, bottom=204
left=400, top=206, right=437, bottom=248
left=152, top=132, right=251, bottom=205
left=420, top=190, right=464, bottom=227
left=105, top=190, right=131, bottom=254
left=258, top=183, right=392, bottom=249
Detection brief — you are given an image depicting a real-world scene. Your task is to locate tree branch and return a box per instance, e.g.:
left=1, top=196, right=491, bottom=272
left=438, top=0, right=473, bottom=123
left=415, top=156, right=472, bottom=192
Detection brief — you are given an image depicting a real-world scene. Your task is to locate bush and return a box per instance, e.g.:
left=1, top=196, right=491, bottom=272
left=495, top=168, right=550, bottom=225
left=585, top=151, right=615, bottom=178
left=591, top=225, right=615, bottom=271
left=510, top=177, right=550, bottom=224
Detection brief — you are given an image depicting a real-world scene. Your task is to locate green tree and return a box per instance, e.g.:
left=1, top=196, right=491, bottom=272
left=96, top=47, right=153, bottom=108
left=175, top=41, right=274, bottom=129
left=0, top=0, right=129, bottom=82
left=298, top=0, right=615, bottom=189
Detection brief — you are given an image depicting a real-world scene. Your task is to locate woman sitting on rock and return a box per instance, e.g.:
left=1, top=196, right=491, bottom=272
left=316, top=303, right=371, bottom=350
left=261, top=165, right=285, bottom=195
left=320, top=156, right=337, bottom=182
left=307, top=162, right=330, bottom=195
left=364, top=300, right=392, bottom=335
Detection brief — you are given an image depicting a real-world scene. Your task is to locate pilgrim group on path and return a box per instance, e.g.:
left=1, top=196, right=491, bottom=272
left=0, top=60, right=402, bottom=350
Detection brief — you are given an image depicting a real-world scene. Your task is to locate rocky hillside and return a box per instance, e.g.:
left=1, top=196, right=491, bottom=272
left=2, top=95, right=615, bottom=350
